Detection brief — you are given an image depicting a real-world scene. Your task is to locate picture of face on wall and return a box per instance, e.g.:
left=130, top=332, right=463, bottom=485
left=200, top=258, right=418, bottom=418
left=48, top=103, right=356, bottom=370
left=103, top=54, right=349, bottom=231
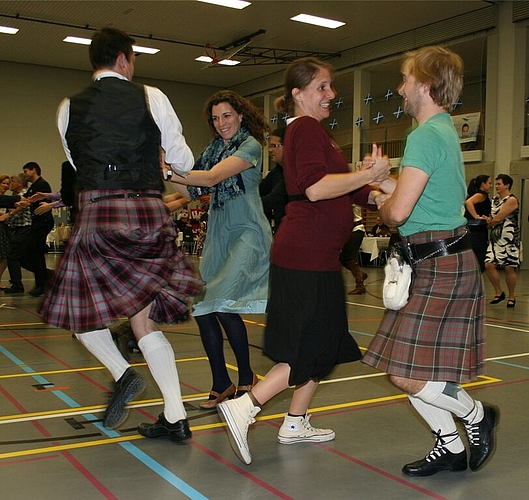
left=452, top=112, right=480, bottom=144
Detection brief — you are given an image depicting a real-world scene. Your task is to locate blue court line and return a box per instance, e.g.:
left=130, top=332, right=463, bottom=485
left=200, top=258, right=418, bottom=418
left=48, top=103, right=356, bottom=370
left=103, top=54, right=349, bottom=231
left=0, top=344, right=208, bottom=499
left=491, top=359, right=529, bottom=370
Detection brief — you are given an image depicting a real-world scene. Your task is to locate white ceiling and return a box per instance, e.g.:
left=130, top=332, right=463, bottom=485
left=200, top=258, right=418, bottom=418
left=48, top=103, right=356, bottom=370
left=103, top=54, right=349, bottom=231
left=0, top=1, right=490, bottom=89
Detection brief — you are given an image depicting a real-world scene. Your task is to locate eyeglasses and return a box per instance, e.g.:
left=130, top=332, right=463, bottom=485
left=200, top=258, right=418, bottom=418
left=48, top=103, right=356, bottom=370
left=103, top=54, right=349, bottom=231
left=269, top=143, right=283, bottom=148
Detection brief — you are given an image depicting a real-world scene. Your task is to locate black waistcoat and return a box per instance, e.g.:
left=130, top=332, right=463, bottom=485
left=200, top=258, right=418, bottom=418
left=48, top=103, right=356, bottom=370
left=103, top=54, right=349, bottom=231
left=66, top=77, right=163, bottom=191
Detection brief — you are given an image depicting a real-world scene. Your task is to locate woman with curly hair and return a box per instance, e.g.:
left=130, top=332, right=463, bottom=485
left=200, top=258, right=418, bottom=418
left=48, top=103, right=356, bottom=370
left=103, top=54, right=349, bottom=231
left=170, top=90, right=272, bottom=409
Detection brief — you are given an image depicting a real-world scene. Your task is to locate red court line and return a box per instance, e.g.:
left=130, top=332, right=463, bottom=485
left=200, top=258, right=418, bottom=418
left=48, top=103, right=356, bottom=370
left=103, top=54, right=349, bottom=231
left=320, top=444, right=449, bottom=500
left=34, top=386, right=71, bottom=392
left=0, top=333, right=71, bottom=341
left=191, top=440, right=295, bottom=500
left=0, top=454, right=58, bottom=466
left=0, top=357, right=126, bottom=498
left=61, top=449, right=119, bottom=500
left=5, top=327, right=109, bottom=392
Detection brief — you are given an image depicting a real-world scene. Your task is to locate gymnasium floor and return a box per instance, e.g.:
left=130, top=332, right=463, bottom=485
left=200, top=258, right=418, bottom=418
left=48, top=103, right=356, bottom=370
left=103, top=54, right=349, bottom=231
left=0, top=255, right=527, bottom=500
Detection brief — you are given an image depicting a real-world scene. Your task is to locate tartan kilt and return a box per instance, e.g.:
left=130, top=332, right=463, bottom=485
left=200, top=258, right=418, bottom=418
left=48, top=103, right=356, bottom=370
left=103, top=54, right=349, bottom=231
left=40, top=189, right=203, bottom=332
left=362, top=227, right=486, bottom=383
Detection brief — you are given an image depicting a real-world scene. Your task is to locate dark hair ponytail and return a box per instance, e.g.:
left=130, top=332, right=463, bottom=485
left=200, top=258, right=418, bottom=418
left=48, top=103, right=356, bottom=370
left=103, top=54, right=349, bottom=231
left=467, top=175, right=489, bottom=196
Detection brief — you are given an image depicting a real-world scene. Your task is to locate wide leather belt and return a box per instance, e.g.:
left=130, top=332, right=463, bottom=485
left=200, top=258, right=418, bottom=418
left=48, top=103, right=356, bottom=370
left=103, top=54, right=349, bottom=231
left=90, top=193, right=163, bottom=203
left=399, top=231, right=472, bottom=266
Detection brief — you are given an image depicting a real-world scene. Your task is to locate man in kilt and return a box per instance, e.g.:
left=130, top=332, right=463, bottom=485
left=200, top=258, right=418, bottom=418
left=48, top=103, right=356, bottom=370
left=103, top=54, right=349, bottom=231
left=40, top=27, right=202, bottom=441
left=363, top=46, right=499, bottom=476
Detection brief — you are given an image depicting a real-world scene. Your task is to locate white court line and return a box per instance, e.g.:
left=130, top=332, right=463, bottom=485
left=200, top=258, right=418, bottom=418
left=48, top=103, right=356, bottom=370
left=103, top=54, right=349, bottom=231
left=346, top=300, right=529, bottom=333
left=486, top=352, right=529, bottom=361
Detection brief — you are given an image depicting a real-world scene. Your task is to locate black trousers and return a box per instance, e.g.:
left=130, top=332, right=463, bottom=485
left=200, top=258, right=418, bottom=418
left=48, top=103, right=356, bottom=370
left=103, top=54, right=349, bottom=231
left=21, top=219, right=54, bottom=288
left=7, top=225, right=31, bottom=290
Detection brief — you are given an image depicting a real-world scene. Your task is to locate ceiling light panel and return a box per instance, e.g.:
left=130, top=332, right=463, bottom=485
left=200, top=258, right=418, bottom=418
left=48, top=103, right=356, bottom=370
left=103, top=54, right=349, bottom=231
left=63, top=36, right=159, bottom=54
left=291, top=14, right=345, bottom=29
left=197, top=0, right=251, bottom=9
left=0, top=25, right=19, bottom=35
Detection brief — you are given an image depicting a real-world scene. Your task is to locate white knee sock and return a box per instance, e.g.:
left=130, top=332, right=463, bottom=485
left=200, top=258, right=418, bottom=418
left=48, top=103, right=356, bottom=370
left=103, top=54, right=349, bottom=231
left=415, top=381, right=484, bottom=423
left=75, top=329, right=129, bottom=381
left=408, top=395, right=465, bottom=454
left=138, top=331, right=186, bottom=423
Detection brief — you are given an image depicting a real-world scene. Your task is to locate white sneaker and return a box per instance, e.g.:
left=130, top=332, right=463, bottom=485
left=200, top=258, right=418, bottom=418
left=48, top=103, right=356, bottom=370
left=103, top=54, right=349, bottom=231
left=217, top=393, right=261, bottom=465
left=277, top=413, right=335, bottom=445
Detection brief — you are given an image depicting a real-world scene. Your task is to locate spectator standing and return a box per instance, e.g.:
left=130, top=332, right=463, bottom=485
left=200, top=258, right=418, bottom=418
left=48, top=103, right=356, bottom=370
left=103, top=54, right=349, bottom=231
left=464, top=175, right=492, bottom=272
left=484, top=174, right=519, bottom=307
left=0, top=175, right=12, bottom=289
left=340, top=205, right=368, bottom=294
left=260, top=127, right=288, bottom=232
left=19, top=162, right=54, bottom=297
left=3, top=173, right=32, bottom=294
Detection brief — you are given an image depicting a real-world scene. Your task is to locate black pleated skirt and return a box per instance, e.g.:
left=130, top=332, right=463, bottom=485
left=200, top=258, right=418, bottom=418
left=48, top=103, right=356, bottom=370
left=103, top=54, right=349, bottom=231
left=264, top=264, right=362, bottom=386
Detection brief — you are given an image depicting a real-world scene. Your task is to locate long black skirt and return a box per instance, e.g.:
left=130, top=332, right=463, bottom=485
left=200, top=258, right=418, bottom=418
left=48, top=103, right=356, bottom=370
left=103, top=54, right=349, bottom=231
left=264, top=264, right=361, bottom=386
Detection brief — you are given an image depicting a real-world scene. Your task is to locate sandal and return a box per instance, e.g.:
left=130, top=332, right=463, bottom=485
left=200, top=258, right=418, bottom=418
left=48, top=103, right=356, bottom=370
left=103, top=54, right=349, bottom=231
left=490, top=292, right=505, bottom=304
left=235, top=373, right=259, bottom=398
left=507, top=298, right=516, bottom=308
left=199, top=383, right=235, bottom=410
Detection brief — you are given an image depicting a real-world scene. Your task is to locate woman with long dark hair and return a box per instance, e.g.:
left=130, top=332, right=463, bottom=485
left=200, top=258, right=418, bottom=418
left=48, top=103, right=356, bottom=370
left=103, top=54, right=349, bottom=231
left=464, top=174, right=492, bottom=272
left=170, top=90, right=272, bottom=409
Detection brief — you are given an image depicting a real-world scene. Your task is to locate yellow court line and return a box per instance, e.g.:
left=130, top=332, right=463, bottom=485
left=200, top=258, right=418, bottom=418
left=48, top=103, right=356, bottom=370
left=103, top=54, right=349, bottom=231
left=0, top=372, right=501, bottom=424
left=0, top=356, right=209, bottom=379
left=0, top=322, right=47, bottom=328
left=0, top=375, right=502, bottom=460
left=0, top=394, right=210, bottom=424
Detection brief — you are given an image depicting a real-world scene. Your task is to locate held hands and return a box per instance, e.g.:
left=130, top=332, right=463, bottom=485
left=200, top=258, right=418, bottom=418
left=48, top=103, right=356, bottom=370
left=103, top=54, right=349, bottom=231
left=368, top=190, right=391, bottom=209
left=361, top=143, right=391, bottom=184
left=28, top=192, right=49, bottom=203
left=16, top=198, right=31, bottom=209
left=34, top=202, right=53, bottom=216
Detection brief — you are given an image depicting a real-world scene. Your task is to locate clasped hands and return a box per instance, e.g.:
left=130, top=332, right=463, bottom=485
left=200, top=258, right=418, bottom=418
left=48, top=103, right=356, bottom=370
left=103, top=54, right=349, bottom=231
left=360, top=143, right=396, bottom=208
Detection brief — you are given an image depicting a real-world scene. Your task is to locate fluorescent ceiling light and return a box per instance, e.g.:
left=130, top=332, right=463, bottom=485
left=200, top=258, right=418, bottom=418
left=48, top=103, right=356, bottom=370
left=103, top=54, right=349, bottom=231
left=291, top=14, right=345, bottom=29
left=132, top=45, right=159, bottom=55
left=0, top=25, right=19, bottom=35
left=63, top=36, right=159, bottom=54
left=197, top=0, right=251, bottom=9
left=195, top=56, right=240, bottom=66
left=218, top=59, right=240, bottom=66
left=63, top=36, right=91, bottom=45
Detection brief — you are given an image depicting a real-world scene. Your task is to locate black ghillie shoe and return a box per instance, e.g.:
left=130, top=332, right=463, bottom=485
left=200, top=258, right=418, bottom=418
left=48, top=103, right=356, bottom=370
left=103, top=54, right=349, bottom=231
left=464, top=403, right=499, bottom=471
left=138, top=414, right=192, bottom=443
left=402, top=431, right=468, bottom=476
left=103, top=368, right=146, bottom=429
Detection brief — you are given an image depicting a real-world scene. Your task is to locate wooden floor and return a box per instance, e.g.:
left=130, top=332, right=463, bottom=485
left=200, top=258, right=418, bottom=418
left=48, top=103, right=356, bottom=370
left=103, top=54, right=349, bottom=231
left=0, top=255, right=527, bottom=499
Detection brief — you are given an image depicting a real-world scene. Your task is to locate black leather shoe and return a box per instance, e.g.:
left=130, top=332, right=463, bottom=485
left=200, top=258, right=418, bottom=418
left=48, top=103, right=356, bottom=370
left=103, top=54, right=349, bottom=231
left=465, top=403, right=499, bottom=471
left=103, top=368, right=146, bottom=429
left=3, top=287, right=24, bottom=295
left=403, top=447, right=467, bottom=476
left=490, top=291, right=505, bottom=304
left=28, top=286, right=45, bottom=297
left=138, top=414, right=192, bottom=442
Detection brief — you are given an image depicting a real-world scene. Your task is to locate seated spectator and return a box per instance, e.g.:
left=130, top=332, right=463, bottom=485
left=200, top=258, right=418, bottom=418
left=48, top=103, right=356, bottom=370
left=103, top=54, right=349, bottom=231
left=175, top=210, right=195, bottom=253
left=371, top=216, right=390, bottom=236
